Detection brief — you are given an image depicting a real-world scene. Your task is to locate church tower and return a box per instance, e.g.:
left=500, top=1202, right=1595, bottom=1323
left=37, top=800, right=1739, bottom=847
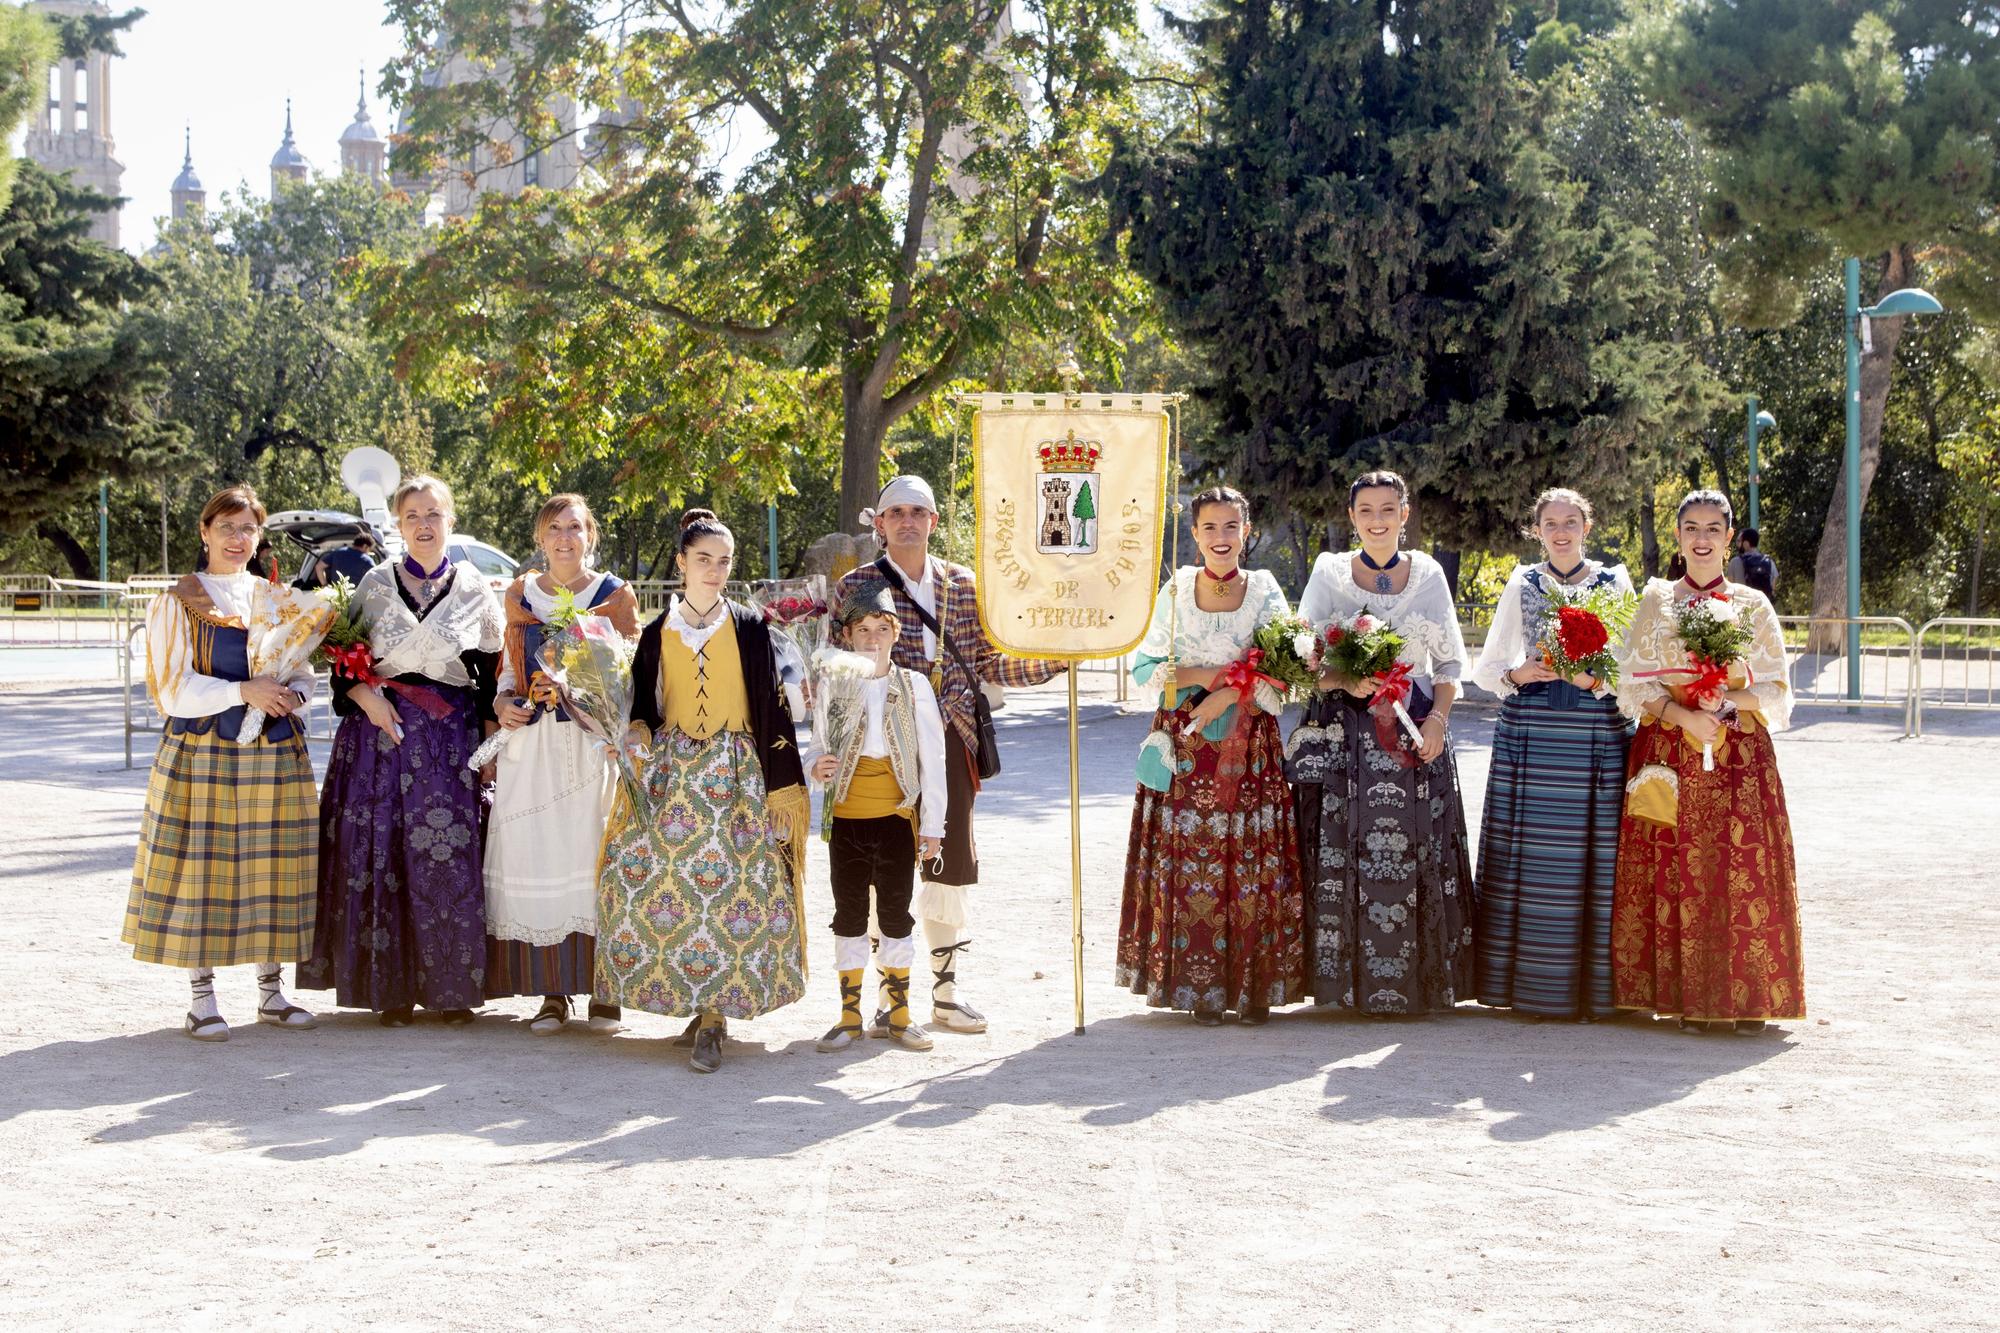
left=270, top=99, right=311, bottom=195
left=168, top=126, right=203, bottom=221
left=21, top=0, right=126, bottom=247
left=339, top=72, right=387, bottom=187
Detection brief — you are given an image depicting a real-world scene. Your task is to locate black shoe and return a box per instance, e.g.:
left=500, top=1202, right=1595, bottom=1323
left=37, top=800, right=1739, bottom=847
left=586, top=1002, right=622, bottom=1034
left=1238, top=1005, right=1270, bottom=1027
left=441, top=1008, right=476, bottom=1027
left=1734, top=1020, right=1766, bottom=1034
left=1193, top=1007, right=1224, bottom=1027
left=672, top=1015, right=701, bottom=1047
left=690, top=1025, right=723, bottom=1074
left=379, top=1005, right=414, bottom=1028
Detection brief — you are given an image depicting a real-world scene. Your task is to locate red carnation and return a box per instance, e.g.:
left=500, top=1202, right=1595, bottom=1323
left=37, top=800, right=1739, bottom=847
left=1554, top=604, right=1610, bottom=659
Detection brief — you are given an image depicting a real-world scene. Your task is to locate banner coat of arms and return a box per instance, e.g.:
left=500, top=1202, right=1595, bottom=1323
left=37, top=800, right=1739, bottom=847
left=968, top=392, right=1171, bottom=661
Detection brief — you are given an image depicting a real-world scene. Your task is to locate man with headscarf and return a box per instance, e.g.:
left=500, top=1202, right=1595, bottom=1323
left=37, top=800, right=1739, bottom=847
left=835, top=475, right=1065, bottom=1034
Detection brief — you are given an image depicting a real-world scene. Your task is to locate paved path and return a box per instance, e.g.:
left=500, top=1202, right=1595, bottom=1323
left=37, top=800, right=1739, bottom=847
left=0, top=680, right=1994, bottom=1329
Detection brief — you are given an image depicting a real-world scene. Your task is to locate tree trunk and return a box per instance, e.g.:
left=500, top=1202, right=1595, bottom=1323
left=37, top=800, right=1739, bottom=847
left=1970, top=498, right=1988, bottom=618
left=1638, top=487, right=1659, bottom=581
left=838, top=362, right=892, bottom=534
left=36, top=520, right=95, bottom=580
left=1809, top=247, right=1912, bottom=650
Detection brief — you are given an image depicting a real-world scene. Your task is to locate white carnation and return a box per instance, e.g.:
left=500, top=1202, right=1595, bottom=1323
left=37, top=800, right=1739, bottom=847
left=1292, top=632, right=1316, bottom=660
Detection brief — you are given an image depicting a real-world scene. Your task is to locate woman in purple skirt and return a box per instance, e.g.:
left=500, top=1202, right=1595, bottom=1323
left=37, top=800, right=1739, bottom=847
left=298, top=475, right=503, bottom=1026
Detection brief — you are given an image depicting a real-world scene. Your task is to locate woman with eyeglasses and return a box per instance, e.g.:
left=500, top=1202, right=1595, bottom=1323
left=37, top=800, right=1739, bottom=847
left=124, top=485, right=322, bottom=1041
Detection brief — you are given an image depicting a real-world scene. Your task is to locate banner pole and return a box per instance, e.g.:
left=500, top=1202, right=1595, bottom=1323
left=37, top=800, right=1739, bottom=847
left=1068, top=663, right=1085, bottom=1035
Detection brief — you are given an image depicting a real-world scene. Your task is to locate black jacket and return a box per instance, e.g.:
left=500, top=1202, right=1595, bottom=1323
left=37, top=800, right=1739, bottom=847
left=629, top=600, right=804, bottom=795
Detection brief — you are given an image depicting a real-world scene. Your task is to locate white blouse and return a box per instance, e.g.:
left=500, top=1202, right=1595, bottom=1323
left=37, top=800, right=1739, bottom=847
left=1298, top=549, right=1466, bottom=690
left=144, top=572, right=317, bottom=718
left=351, top=561, right=504, bottom=686
left=495, top=572, right=609, bottom=695
left=1132, top=567, right=1292, bottom=716
left=1470, top=561, right=1634, bottom=699
left=1613, top=578, right=1792, bottom=732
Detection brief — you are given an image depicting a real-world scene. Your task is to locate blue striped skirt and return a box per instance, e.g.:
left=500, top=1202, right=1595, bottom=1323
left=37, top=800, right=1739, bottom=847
left=1474, top=685, right=1633, bottom=1018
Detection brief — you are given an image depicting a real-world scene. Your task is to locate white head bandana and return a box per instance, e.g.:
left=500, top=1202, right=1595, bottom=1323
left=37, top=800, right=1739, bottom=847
left=858, top=475, right=938, bottom=530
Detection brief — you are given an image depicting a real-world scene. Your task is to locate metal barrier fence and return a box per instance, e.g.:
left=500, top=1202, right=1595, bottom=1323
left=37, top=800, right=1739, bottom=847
left=1913, top=618, right=2000, bottom=737
left=0, top=582, right=134, bottom=644
left=1774, top=616, right=1917, bottom=734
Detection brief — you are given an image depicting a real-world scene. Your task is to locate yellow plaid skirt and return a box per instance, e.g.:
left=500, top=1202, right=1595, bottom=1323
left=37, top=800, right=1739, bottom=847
left=124, top=724, right=318, bottom=968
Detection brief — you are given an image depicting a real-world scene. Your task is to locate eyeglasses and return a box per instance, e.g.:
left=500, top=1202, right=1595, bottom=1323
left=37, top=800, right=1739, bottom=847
left=209, top=522, right=263, bottom=539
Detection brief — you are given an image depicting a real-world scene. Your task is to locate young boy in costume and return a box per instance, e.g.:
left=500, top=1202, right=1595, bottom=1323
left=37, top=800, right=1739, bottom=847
left=807, top=581, right=947, bottom=1051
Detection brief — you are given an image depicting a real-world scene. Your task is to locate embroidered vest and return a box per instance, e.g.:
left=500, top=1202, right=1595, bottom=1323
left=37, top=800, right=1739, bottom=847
left=829, top=667, right=924, bottom=814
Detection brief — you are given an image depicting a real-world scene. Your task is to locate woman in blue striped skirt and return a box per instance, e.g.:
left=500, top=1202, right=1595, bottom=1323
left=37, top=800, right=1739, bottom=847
left=1470, top=489, right=1634, bottom=1021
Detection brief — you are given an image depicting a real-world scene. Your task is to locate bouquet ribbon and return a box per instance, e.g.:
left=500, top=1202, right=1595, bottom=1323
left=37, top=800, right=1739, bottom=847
left=1199, top=649, right=1287, bottom=810
left=1635, top=659, right=1755, bottom=769
left=1367, top=661, right=1428, bottom=764
left=328, top=643, right=457, bottom=722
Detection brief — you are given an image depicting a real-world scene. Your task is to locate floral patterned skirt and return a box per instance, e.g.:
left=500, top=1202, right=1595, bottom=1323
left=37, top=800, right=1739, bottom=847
left=1612, top=719, right=1804, bottom=1021
left=1115, top=700, right=1305, bottom=1013
left=1287, top=692, right=1474, bottom=1014
left=593, top=727, right=804, bottom=1021
left=297, top=686, right=487, bottom=1011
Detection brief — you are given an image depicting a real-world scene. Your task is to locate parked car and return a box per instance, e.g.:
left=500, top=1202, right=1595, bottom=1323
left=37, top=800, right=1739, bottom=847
left=266, top=510, right=519, bottom=592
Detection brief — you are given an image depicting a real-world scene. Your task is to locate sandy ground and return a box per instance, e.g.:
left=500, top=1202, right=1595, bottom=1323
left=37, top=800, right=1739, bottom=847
left=0, top=675, right=1996, bottom=1331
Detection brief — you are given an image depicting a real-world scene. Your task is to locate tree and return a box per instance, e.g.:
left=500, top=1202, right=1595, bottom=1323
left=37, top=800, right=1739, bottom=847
left=1105, top=0, right=1718, bottom=555
left=375, top=0, right=1152, bottom=532
left=0, top=162, right=182, bottom=576
left=1071, top=477, right=1097, bottom=546
left=1641, top=2, right=2000, bottom=638
left=1939, top=400, right=2000, bottom=616
left=0, top=7, right=57, bottom=213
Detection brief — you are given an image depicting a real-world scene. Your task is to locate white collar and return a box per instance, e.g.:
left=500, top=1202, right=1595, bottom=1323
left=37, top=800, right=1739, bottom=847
left=667, top=595, right=729, bottom=651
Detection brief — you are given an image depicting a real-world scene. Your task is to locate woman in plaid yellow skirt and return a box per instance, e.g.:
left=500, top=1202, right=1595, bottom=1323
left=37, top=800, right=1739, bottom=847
left=125, top=486, right=326, bottom=1042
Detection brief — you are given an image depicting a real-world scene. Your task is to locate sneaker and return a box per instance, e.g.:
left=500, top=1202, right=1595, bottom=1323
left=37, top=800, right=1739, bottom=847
left=586, top=1002, right=623, bottom=1035
left=690, top=1025, right=723, bottom=1073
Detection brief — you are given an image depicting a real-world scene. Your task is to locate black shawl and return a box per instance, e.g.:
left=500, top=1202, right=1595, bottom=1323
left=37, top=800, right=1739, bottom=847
left=629, top=599, right=804, bottom=795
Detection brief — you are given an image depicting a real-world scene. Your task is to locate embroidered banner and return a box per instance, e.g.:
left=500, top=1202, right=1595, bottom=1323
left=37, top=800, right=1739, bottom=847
left=970, top=393, right=1170, bottom=660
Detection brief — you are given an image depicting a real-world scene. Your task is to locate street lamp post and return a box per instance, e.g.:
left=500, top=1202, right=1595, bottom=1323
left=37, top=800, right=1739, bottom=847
left=1745, top=396, right=1775, bottom=530
left=1842, top=256, right=1943, bottom=700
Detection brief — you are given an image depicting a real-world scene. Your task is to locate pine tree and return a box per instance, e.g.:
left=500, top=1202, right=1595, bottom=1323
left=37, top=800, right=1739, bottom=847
left=1072, top=478, right=1097, bottom=546
left=1642, top=2, right=2000, bottom=635
left=0, top=163, right=182, bottom=572
left=1105, top=0, right=1714, bottom=553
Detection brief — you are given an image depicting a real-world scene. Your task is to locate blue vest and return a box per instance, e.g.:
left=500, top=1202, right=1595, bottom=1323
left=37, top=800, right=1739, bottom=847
left=169, top=619, right=300, bottom=743
left=517, top=574, right=627, bottom=724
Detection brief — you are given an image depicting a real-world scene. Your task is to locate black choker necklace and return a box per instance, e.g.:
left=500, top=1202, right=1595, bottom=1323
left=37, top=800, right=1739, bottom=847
left=1358, top=548, right=1401, bottom=593
left=1548, top=558, right=1586, bottom=582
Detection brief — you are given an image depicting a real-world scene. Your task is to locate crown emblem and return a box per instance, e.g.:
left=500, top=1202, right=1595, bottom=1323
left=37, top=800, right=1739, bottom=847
left=1037, top=429, right=1102, bottom=474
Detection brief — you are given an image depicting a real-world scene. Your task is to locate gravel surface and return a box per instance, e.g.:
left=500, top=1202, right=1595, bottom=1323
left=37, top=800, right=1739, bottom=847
left=0, top=679, right=1994, bottom=1330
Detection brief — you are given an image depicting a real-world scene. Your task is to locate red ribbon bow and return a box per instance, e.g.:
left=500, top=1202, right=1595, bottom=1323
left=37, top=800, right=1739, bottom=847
left=1203, top=649, right=1288, bottom=810
left=1366, top=660, right=1424, bottom=766
left=328, top=642, right=456, bottom=721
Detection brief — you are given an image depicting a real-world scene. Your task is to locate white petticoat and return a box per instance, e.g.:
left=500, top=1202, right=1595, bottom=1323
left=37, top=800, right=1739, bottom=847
left=483, top=716, right=615, bottom=945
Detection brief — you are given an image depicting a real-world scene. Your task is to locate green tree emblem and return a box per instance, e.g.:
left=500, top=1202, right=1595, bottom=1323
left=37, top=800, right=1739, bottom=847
left=1071, top=479, right=1097, bottom=547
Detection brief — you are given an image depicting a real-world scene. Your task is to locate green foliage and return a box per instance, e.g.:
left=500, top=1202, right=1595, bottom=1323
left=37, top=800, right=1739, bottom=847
left=0, top=162, right=182, bottom=548
left=375, top=0, right=1156, bottom=532
left=1107, top=0, right=1717, bottom=552
left=1639, top=1, right=2000, bottom=329
left=0, top=7, right=57, bottom=212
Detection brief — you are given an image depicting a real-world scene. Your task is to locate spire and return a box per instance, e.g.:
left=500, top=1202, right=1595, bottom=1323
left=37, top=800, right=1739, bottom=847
left=270, top=97, right=310, bottom=190
left=170, top=123, right=205, bottom=221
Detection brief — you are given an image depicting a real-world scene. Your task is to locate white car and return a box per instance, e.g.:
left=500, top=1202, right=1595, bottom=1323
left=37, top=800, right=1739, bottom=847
left=267, top=510, right=519, bottom=591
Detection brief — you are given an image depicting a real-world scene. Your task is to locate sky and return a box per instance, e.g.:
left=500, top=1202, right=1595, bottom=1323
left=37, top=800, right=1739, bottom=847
left=19, top=1, right=408, bottom=254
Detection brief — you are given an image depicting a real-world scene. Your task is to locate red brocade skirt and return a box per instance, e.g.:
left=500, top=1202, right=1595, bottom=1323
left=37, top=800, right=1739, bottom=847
left=1612, top=718, right=1805, bottom=1021
left=1115, top=701, right=1305, bottom=1013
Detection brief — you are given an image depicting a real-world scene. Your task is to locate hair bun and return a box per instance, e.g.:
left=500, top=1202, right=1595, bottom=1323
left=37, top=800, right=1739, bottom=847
left=680, top=507, right=719, bottom=533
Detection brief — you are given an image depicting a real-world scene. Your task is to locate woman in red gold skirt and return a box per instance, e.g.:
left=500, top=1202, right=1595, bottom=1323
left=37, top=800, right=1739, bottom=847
left=1611, top=489, right=1803, bottom=1033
